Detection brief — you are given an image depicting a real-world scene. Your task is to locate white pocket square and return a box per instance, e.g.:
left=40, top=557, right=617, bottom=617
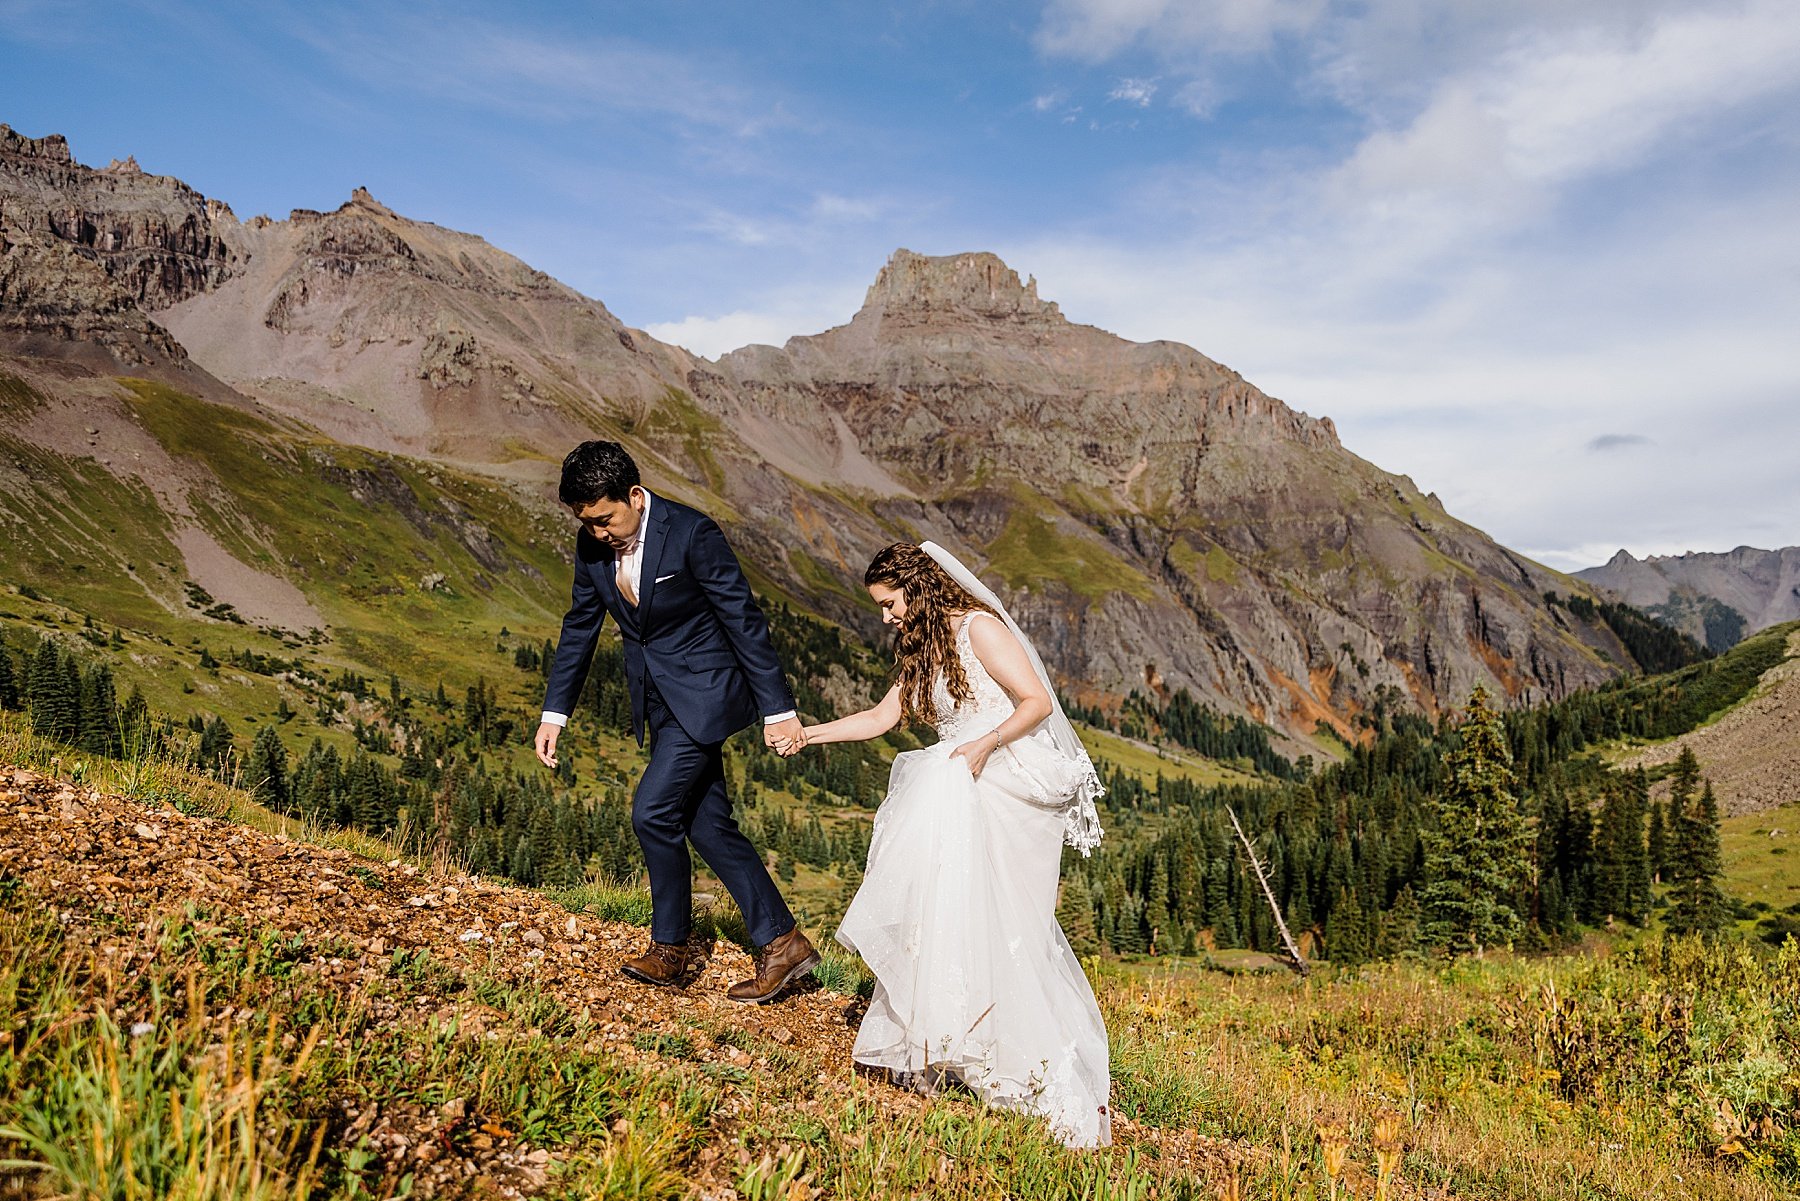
left=655, top=573, right=678, bottom=583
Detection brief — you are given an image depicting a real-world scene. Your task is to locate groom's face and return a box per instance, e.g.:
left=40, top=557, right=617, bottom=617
left=569, top=486, right=647, bottom=551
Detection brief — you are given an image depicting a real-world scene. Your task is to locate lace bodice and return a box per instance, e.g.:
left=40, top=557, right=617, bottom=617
left=931, top=613, right=1014, bottom=743
left=924, top=606, right=1105, bottom=855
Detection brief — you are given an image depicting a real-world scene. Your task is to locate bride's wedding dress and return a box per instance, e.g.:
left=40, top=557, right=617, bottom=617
left=836, top=610, right=1112, bottom=1148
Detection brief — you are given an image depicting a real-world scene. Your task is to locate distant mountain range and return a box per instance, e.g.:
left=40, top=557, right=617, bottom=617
left=1576, top=546, right=1800, bottom=652
left=0, top=122, right=1680, bottom=748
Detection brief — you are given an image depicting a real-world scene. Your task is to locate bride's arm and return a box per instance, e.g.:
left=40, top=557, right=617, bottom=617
left=798, top=684, right=903, bottom=747
left=950, top=613, right=1055, bottom=773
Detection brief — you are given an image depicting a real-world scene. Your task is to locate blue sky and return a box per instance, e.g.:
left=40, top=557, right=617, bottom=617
left=5, top=0, right=1798, bottom=571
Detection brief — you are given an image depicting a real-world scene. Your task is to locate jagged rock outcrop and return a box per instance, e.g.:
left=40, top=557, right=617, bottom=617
left=1576, top=545, right=1800, bottom=650
left=0, top=125, right=237, bottom=308
left=0, top=131, right=1650, bottom=746
left=0, top=124, right=237, bottom=363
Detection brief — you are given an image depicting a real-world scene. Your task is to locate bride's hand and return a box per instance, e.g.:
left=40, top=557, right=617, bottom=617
left=777, top=727, right=814, bottom=757
left=950, top=731, right=1002, bottom=777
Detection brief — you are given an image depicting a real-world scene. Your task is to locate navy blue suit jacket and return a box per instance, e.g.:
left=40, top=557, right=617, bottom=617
left=542, top=493, right=795, bottom=746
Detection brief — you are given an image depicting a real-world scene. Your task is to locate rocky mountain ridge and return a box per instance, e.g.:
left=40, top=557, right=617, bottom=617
left=0, top=123, right=1657, bottom=747
left=1577, top=545, right=1800, bottom=651
left=0, top=124, right=236, bottom=366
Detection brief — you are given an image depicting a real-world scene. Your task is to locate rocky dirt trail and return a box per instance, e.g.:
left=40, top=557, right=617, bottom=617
left=0, top=763, right=1236, bottom=1197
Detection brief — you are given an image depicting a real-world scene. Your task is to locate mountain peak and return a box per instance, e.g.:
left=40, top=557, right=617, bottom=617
left=0, top=124, right=72, bottom=164
left=348, top=186, right=394, bottom=216
left=1606, top=548, right=1639, bottom=568
left=861, top=248, right=1063, bottom=322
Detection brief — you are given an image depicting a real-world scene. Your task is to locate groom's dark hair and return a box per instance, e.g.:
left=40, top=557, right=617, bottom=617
left=558, top=440, right=640, bottom=506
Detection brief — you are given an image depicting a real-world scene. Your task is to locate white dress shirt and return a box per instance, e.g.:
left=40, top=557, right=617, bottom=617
left=539, top=490, right=795, bottom=729
left=616, top=490, right=651, bottom=603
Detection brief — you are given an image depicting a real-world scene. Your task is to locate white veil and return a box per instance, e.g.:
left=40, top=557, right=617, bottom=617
left=920, top=541, right=1105, bottom=854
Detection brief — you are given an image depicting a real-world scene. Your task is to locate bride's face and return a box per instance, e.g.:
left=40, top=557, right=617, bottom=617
left=868, top=582, right=908, bottom=627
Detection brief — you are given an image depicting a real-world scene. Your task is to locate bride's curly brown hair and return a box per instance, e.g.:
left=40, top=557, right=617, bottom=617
left=864, top=543, right=997, bottom=725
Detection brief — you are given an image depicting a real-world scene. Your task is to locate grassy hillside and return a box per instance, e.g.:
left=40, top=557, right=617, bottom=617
left=1, top=736, right=1795, bottom=1200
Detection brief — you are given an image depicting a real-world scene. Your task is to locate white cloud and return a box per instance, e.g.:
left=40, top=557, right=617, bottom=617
left=1333, top=0, right=1800, bottom=220
left=1170, top=78, right=1217, bottom=118
left=687, top=191, right=890, bottom=251
left=696, top=209, right=778, bottom=247
left=1037, top=0, right=1326, bottom=60
left=1107, top=77, right=1158, bottom=106
left=810, top=193, right=884, bottom=222
left=644, top=280, right=868, bottom=359
left=646, top=310, right=806, bottom=357
left=282, top=11, right=792, bottom=137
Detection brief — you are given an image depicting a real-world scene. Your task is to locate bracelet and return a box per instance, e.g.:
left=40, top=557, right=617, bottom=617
left=991, top=730, right=1004, bottom=751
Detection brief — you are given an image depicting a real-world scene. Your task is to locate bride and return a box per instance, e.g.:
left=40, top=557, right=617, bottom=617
left=781, top=541, right=1111, bottom=1148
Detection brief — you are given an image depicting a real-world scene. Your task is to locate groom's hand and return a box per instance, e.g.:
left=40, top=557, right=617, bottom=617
left=764, top=715, right=804, bottom=755
left=533, top=721, right=561, bottom=768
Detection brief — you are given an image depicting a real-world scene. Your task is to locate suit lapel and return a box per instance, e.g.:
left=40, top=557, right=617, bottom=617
left=636, top=493, right=673, bottom=627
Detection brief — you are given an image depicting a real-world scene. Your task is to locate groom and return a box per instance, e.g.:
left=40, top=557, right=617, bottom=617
left=534, top=440, right=819, bottom=1002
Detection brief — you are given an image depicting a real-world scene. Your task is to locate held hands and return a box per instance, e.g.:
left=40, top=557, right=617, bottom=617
left=533, top=721, right=562, bottom=769
left=949, top=729, right=1003, bottom=778
left=765, top=715, right=807, bottom=757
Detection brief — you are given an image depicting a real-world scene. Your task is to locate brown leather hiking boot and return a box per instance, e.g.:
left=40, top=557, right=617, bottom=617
left=620, top=940, right=692, bottom=986
left=726, top=926, right=821, bottom=1004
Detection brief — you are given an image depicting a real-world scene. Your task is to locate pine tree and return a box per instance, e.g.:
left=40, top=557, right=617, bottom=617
left=1623, top=768, right=1652, bottom=919
left=1588, top=785, right=1627, bottom=922
left=120, top=686, right=151, bottom=753
left=198, top=715, right=235, bottom=775
left=526, top=799, right=563, bottom=886
left=1667, top=746, right=1698, bottom=817
left=465, top=677, right=492, bottom=746
left=1377, top=885, right=1422, bottom=958
left=1646, top=799, right=1668, bottom=883
left=1587, top=775, right=1649, bottom=926
left=1324, top=887, right=1372, bottom=965
left=246, top=725, right=290, bottom=813
left=298, top=741, right=341, bottom=826
left=1143, top=855, right=1172, bottom=955
left=62, top=656, right=81, bottom=740
left=27, top=639, right=78, bottom=742
left=79, top=663, right=121, bottom=757
left=0, top=636, right=18, bottom=710
left=1203, top=855, right=1238, bottom=946
left=1056, top=873, right=1102, bottom=958
left=1665, top=774, right=1728, bottom=935
left=509, top=832, right=536, bottom=884
left=1421, top=687, right=1534, bottom=957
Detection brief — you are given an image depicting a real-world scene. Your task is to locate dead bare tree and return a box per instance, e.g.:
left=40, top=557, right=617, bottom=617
left=1228, top=805, right=1309, bottom=976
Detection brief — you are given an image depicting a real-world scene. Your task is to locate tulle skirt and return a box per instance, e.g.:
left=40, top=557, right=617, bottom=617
left=836, top=734, right=1112, bottom=1148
